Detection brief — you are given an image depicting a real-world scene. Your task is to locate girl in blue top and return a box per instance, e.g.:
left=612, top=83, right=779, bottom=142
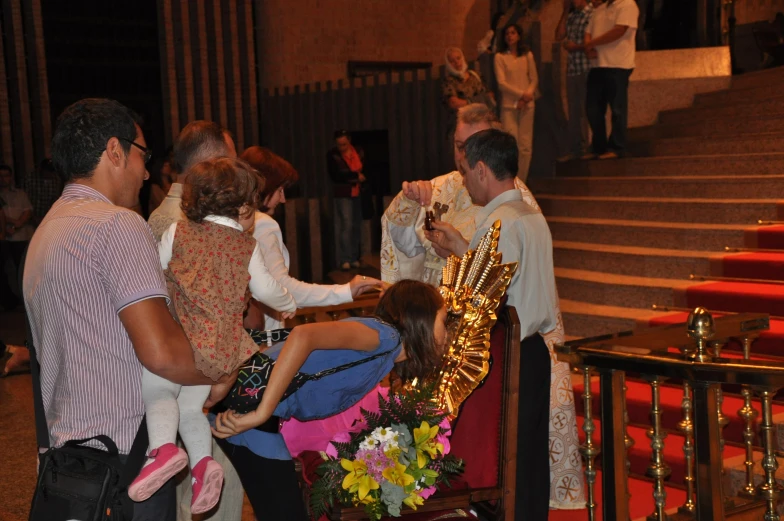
left=211, top=279, right=447, bottom=520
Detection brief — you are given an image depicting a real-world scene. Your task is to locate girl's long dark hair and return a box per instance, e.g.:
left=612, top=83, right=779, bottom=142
left=498, top=23, right=530, bottom=56
left=374, top=279, right=444, bottom=382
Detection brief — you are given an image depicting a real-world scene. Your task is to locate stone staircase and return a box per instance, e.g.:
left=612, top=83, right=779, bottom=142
left=529, top=65, right=784, bottom=341
left=529, top=65, right=784, bottom=519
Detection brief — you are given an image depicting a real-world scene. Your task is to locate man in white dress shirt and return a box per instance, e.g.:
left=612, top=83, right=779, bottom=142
left=581, top=0, right=639, bottom=159
left=426, top=128, right=558, bottom=521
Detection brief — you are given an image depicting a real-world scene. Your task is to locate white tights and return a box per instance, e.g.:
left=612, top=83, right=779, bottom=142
left=141, top=368, right=212, bottom=468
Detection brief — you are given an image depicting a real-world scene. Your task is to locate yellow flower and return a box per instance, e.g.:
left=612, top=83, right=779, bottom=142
left=403, top=490, right=425, bottom=510
left=340, top=459, right=380, bottom=500
left=382, top=462, right=416, bottom=488
left=413, top=421, right=445, bottom=468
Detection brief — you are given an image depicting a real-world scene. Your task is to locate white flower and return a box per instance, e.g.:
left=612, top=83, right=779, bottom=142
left=371, top=426, right=398, bottom=444
left=359, top=436, right=378, bottom=451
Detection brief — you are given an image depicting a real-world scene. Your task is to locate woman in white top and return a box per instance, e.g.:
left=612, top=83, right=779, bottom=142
left=494, top=23, right=539, bottom=181
left=241, top=146, right=384, bottom=331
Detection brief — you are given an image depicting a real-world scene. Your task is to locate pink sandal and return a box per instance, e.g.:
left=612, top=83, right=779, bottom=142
left=128, top=443, right=188, bottom=502
left=190, top=456, right=224, bottom=514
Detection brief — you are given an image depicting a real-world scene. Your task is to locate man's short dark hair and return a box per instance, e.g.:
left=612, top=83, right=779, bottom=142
left=463, top=128, right=518, bottom=181
left=51, top=98, right=141, bottom=181
left=333, top=129, right=351, bottom=140
left=173, top=121, right=231, bottom=174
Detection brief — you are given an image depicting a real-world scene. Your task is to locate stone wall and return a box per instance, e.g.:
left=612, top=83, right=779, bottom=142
left=255, top=0, right=490, bottom=89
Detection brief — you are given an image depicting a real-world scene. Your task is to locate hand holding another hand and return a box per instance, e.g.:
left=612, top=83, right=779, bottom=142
left=211, top=408, right=271, bottom=438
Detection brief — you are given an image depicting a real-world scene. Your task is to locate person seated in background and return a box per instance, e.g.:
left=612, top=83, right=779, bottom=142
left=0, top=164, right=34, bottom=310
left=242, top=145, right=384, bottom=331
left=327, top=130, right=366, bottom=271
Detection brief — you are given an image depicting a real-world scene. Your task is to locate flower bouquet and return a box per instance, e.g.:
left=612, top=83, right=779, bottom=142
left=308, top=384, right=464, bottom=520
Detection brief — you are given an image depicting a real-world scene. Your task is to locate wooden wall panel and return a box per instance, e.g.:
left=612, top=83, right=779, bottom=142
left=158, top=0, right=257, bottom=148
left=0, top=0, right=50, bottom=180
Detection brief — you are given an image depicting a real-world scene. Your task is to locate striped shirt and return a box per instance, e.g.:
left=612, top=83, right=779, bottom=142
left=23, top=184, right=169, bottom=454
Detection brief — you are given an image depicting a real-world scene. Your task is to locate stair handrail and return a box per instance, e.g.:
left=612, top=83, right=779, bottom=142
left=556, top=310, right=781, bottom=521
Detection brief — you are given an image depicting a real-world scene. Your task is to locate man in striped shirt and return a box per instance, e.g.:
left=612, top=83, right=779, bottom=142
left=23, top=98, right=233, bottom=520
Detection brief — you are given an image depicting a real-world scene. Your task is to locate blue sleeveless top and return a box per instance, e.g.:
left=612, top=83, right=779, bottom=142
left=219, top=317, right=402, bottom=459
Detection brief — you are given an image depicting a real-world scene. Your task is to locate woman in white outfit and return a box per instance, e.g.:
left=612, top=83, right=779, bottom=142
left=241, top=146, right=383, bottom=331
left=494, top=23, right=539, bottom=181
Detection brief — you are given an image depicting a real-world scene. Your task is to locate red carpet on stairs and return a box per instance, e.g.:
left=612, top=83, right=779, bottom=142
left=714, top=252, right=784, bottom=281
left=745, top=224, right=784, bottom=249
left=674, top=281, right=784, bottom=316
left=548, top=470, right=686, bottom=521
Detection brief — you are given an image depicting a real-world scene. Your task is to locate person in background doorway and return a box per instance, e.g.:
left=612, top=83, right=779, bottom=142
left=327, top=129, right=365, bottom=271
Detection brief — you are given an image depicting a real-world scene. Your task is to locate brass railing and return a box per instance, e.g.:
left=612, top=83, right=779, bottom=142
left=556, top=309, right=784, bottom=521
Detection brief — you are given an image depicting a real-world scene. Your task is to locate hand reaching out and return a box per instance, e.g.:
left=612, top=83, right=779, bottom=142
left=348, top=275, right=389, bottom=298
left=401, top=180, right=433, bottom=206
left=211, top=409, right=271, bottom=438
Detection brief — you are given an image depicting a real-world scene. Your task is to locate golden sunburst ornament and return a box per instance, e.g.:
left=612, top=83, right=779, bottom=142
left=431, top=220, right=517, bottom=418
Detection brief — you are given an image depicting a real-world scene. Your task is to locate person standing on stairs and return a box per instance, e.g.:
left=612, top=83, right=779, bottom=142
left=555, top=0, right=595, bottom=162
left=426, top=128, right=559, bottom=521
left=381, top=103, right=585, bottom=514
left=495, top=23, right=539, bottom=181
left=581, top=0, right=639, bottom=160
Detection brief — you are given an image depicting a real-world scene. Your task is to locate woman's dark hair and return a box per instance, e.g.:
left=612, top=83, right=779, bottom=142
left=374, top=279, right=444, bottom=382
left=181, top=157, right=263, bottom=222
left=51, top=98, right=141, bottom=181
left=333, top=129, right=351, bottom=140
left=497, top=23, right=530, bottom=56
left=240, top=146, right=299, bottom=212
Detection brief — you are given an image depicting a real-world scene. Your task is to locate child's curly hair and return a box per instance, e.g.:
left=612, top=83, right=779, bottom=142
left=181, top=157, right=263, bottom=222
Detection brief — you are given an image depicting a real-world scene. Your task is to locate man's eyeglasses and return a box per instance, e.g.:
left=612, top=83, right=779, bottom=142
left=118, top=137, right=152, bottom=164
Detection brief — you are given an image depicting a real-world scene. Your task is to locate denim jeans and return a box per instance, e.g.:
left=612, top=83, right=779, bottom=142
left=586, top=67, right=633, bottom=155
left=334, top=196, right=362, bottom=265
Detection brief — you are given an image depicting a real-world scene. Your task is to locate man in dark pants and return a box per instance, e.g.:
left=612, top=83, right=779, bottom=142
left=426, top=128, right=559, bottom=520
left=582, top=0, right=640, bottom=160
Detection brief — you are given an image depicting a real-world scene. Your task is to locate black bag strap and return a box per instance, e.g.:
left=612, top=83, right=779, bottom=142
left=305, top=343, right=400, bottom=382
left=119, top=416, right=149, bottom=488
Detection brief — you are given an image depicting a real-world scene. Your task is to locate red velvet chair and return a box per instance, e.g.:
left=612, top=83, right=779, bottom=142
left=301, top=306, right=521, bottom=520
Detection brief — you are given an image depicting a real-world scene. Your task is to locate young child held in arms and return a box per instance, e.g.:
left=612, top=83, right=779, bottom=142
left=129, top=157, right=297, bottom=513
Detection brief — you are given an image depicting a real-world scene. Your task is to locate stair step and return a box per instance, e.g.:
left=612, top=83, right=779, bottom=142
left=629, top=132, right=784, bottom=157
left=730, top=67, right=784, bottom=90
left=539, top=195, right=778, bottom=225
left=630, top=113, right=784, bottom=141
left=560, top=298, right=669, bottom=338
left=658, top=95, right=784, bottom=125
left=555, top=268, right=690, bottom=309
left=530, top=175, right=784, bottom=200
left=553, top=242, right=715, bottom=279
left=555, top=153, right=784, bottom=178
left=693, top=83, right=784, bottom=107
left=548, top=217, right=746, bottom=251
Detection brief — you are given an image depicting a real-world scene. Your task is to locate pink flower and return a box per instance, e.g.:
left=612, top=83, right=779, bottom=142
left=419, top=485, right=437, bottom=499
left=437, top=418, right=452, bottom=455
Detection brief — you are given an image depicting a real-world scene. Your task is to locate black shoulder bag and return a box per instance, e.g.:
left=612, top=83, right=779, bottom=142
left=27, top=316, right=149, bottom=521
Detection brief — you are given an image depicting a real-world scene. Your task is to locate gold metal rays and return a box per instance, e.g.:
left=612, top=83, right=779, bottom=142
left=431, top=220, right=517, bottom=418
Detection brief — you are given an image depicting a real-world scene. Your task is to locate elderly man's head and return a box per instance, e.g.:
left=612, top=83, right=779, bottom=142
left=173, top=121, right=236, bottom=176
left=445, top=47, right=468, bottom=77
left=453, top=103, right=500, bottom=174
